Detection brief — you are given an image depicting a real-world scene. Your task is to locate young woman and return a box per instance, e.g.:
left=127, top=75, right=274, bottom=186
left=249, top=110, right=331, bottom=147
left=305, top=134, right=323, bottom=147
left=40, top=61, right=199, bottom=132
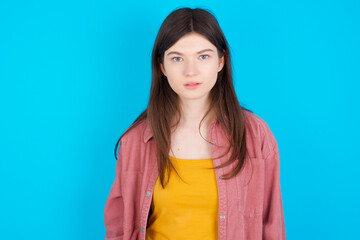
left=104, top=7, right=286, bottom=240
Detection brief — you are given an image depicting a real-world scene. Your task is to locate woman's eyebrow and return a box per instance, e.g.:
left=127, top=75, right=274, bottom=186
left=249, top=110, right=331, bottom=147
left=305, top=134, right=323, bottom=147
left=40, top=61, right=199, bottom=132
left=166, top=48, right=214, bottom=56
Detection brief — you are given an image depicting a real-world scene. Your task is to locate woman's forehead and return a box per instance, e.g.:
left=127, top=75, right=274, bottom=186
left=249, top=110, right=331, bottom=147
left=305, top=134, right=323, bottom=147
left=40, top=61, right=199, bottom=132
left=165, top=32, right=217, bottom=54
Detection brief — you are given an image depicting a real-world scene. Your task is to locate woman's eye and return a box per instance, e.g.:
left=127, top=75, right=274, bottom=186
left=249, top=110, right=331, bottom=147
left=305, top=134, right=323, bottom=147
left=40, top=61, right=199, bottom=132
left=172, top=57, right=182, bottom=62
left=171, top=55, right=208, bottom=62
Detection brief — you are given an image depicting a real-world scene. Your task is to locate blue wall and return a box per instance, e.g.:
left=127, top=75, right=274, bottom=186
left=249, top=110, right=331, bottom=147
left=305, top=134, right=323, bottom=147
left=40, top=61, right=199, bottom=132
left=1, top=0, right=359, bottom=239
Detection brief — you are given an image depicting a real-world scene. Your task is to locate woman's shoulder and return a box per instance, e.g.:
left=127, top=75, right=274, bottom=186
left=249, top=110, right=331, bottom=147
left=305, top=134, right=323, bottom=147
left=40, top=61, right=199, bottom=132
left=120, top=118, right=149, bottom=144
left=243, top=109, right=272, bottom=132
left=242, top=108, right=278, bottom=159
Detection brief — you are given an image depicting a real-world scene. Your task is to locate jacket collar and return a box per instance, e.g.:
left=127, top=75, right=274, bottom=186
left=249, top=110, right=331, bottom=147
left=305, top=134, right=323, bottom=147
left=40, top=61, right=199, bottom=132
left=143, top=119, right=153, bottom=143
left=143, top=117, right=219, bottom=143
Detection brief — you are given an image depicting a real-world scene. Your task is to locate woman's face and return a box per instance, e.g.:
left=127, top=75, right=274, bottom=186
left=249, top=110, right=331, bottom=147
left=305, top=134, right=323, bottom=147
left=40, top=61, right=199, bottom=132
left=160, top=32, right=224, bottom=103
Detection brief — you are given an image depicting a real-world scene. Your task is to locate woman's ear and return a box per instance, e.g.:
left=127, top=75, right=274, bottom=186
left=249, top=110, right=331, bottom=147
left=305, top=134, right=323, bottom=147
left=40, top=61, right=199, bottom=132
left=218, top=50, right=225, bottom=72
left=160, top=63, right=167, bottom=77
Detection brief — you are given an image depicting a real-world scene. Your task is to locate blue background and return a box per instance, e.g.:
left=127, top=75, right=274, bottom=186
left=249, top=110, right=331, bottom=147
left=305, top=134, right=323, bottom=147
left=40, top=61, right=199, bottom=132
left=1, top=0, right=359, bottom=239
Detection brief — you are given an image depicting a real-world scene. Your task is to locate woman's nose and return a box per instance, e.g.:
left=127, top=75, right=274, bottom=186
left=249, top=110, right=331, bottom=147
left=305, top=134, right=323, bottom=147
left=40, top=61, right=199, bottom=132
left=183, top=59, right=199, bottom=77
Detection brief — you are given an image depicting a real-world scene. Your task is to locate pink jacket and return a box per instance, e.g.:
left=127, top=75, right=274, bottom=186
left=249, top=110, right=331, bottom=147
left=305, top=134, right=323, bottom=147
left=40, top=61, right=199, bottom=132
left=104, top=110, right=286, bottom=239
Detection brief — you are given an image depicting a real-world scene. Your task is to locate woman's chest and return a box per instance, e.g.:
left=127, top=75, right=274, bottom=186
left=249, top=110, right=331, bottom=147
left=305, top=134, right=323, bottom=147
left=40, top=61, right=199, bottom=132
left=169, top=126, right=213, bottom=159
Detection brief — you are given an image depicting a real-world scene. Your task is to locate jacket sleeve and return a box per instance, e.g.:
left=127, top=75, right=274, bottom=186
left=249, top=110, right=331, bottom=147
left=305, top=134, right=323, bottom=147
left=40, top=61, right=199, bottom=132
left=263, top=141, right=286, bottom=240
left=104, top=140, right=125, bottom=240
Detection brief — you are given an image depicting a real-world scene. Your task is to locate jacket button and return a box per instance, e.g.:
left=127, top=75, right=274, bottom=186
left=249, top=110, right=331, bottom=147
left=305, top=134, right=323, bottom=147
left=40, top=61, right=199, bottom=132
left=220, top=215, right=226, bottom=220
left=141, top=227, right=144, bottom=233
left=218, top=175, right=223, bottom=179
left=146, top=191, right=151, bottom=196
left=212, top=142, right=216, bottom=145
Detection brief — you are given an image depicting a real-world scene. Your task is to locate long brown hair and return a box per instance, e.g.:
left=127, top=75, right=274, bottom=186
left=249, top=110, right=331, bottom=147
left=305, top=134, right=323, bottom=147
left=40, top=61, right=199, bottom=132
left=114, top=7, right=252, bottom=188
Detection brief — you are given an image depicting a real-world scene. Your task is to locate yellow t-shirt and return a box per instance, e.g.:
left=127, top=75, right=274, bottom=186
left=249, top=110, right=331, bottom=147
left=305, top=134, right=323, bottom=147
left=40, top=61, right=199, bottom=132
left=145, top=155, right=218, bottom=240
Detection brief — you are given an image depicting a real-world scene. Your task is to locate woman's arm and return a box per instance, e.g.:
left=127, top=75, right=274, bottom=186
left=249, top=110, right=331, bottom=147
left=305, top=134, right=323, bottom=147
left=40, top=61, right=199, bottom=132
left=263, top=141, right=286, bottom=239
left=104, top=140, right=125, bottom=240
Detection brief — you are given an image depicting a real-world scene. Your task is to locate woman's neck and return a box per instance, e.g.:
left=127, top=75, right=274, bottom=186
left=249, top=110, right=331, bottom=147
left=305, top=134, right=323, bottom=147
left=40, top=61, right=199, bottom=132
left=177, top=97, right=215, bottom=129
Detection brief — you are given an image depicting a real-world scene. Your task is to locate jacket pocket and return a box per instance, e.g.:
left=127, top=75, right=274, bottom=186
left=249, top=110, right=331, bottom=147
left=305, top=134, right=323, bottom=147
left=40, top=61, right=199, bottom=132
left=236, top=157, right=265, bottom=218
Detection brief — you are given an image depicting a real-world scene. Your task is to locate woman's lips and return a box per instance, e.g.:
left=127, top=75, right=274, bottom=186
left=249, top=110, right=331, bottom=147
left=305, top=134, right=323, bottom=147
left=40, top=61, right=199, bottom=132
left=184, top=82, right=202, bottom=89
